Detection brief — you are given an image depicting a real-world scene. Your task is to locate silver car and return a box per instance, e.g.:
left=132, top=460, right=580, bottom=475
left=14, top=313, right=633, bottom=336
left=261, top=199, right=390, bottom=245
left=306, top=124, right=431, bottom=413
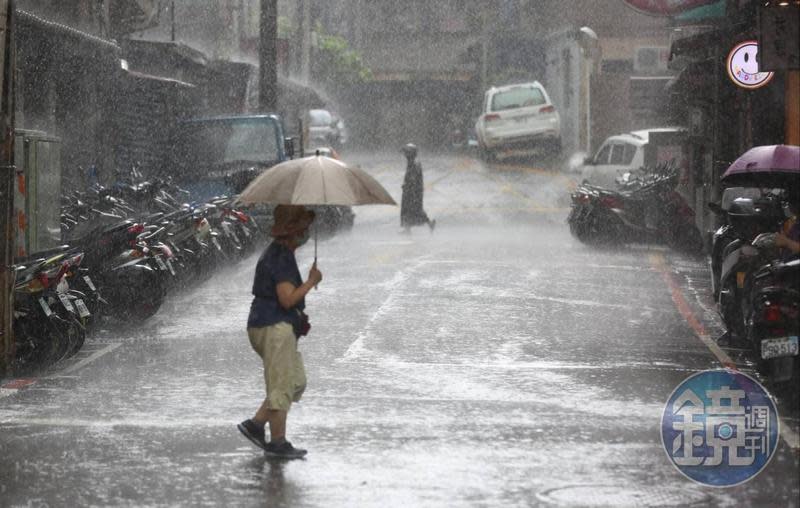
left=307, top=109, right=346, bottom=149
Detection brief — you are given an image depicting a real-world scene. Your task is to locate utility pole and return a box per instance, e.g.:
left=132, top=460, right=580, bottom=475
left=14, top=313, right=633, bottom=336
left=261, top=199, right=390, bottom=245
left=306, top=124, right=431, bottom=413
left=0, top=0, right=15, bottom=379
left=299, top=0, right=311, bottom=83
left=170, top=0, right=175, bottom=42
left=787, top=71, right=800, bottom=145
left=480, top=6, right=490, bottom=92
left=258, top=0, right=278, bottom=111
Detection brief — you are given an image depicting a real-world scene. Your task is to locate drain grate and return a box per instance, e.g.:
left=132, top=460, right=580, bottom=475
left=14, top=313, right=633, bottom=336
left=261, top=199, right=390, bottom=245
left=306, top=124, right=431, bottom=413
left=536, top=484, right=712, bottom=507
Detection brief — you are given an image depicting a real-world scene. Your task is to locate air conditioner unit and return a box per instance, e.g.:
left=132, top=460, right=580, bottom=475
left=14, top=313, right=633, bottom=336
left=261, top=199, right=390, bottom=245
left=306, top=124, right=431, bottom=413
left=634, top=46, right=670, bottom=73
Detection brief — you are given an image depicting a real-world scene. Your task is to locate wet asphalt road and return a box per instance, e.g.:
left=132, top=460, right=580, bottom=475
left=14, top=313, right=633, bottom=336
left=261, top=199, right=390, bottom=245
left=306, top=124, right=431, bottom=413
left=1, top=151, right=799, bottom=507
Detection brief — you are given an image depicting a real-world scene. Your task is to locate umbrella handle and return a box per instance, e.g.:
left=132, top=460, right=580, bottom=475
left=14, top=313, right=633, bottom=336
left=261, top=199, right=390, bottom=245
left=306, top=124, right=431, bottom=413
left=314, top=225, right=318, bottom=290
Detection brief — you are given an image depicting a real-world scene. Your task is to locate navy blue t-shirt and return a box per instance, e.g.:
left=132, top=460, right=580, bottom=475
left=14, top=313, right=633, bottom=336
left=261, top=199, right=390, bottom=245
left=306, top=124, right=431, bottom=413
left=247, top=242, right=304, bottom=330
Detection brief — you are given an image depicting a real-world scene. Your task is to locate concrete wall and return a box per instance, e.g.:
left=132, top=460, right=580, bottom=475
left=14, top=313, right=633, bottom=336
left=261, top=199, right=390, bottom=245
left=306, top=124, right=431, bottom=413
left=14, top=10, right=120, bottom=189
left=543, top=33, right=588, bottom=156
left=518, top=1, right=673, bottom=156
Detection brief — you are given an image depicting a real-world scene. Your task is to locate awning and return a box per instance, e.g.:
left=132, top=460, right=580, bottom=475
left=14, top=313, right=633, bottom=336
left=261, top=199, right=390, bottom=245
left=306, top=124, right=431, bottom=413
left=673, top=0, right=727, bottom=23
left=16, top=9, right=120, bottom=55
left=668, top=27, right=722, bottom=69
left=623, top=0, right=721, bottom=16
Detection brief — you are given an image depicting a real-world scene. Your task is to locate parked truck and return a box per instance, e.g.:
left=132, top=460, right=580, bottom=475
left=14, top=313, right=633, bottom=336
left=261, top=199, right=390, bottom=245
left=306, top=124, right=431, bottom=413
left=168, top=114, right=294, bottom=203
left=168, top=113, right=353, bottom=234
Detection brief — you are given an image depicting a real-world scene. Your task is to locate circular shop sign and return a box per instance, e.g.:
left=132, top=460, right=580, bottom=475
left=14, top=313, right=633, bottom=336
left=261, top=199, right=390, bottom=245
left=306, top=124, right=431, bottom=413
left=727, top=41, right=774, bottom=90
left=661, top=369, right=779, bottom=487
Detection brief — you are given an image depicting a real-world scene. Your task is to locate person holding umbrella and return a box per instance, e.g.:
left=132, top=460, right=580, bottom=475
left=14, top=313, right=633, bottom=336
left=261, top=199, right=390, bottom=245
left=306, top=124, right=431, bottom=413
left=400, top=143, right=436, bottom=233
left=235, top=153, right=396, bottom=457
left=238, top=204, right=321, bottom=459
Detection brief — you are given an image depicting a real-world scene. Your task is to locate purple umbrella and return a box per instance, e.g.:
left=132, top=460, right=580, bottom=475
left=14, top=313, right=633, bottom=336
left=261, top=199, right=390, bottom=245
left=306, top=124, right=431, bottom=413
left=721, top=145, right=800, bottom=187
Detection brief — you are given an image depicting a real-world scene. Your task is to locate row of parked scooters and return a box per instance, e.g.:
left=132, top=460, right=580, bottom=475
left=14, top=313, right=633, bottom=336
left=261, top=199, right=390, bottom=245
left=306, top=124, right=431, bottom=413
left=11, top=169, right=263, bottom=373
left=709, top=188, right=799, bottom=386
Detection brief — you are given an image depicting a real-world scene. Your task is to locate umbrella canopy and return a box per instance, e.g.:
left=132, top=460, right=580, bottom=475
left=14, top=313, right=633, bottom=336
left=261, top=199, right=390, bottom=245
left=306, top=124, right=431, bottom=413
left=721, top=145, right=800, bottom=187
left=236, top=155, right=396, bottom=207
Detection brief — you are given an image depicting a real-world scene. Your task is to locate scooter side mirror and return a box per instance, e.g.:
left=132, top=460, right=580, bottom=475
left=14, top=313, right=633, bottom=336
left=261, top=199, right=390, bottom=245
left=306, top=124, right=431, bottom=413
left=752, top=232, right=777, bottom=250
left=584, top=156, right=594, bottom=165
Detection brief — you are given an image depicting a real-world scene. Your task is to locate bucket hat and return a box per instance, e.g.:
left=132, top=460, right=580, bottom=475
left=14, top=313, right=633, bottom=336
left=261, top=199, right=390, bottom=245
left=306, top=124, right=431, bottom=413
left=270, top=205, right=315, bottom=237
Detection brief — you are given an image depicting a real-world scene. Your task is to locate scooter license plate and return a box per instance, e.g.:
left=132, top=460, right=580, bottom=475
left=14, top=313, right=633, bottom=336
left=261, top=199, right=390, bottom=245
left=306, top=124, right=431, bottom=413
left=74, top=298, right=91, bottom=318
left=59, top=293, right=76, bottom=313
left=155, top=256, right=168, bottom=271
left=761, top=336, right=799, bottom=359
left=83, top=275, right=97, bottom=291
left=38, top=297, right=53, bottom=317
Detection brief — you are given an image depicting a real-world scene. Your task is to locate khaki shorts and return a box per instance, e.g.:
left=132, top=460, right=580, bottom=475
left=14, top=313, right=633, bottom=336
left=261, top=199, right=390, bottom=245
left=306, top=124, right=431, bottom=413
left=248, top=322, right=306, bottom=411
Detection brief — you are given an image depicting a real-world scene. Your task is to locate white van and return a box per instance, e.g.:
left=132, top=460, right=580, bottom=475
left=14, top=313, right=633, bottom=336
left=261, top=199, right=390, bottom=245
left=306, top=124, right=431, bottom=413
left=580, top=128, right=686, bottom=189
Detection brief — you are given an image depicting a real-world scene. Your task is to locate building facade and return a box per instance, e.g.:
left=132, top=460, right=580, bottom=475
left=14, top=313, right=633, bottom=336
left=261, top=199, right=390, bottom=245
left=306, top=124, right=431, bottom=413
left=279, top=0, right=674, bottom=149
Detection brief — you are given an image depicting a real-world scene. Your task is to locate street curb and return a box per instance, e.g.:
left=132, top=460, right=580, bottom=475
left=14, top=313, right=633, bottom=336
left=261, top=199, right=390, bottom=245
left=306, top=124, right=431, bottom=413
left=649, top=252, right=800, bottom=453
left=0, top=343, right=120, bottom=401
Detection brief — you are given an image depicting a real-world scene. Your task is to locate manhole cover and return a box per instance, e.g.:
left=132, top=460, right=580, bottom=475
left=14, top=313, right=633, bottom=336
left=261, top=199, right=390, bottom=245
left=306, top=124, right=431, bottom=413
left=536, top=484, right=712, bottom=507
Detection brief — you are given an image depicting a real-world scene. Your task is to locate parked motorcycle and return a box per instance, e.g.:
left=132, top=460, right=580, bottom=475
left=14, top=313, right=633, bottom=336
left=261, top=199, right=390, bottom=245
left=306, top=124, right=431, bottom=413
left=207, top=196, right=258, bottom=259
left=708, top=189, right=787, bottom=297
left=12, top=250, right=90, bottom=370
left=69, top=220, right=166, bottom=322
left=745, top=247, right=799, bottom=385
left=712, top=195, right=787, bottom=339
left=568, top=163, right=703, bottom=254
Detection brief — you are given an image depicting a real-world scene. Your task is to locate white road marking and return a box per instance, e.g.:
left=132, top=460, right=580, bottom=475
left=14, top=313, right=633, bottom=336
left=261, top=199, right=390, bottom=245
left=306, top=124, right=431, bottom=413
left=779, top=422, right=800, bottom=451
left=340, top=256, right=433, bottom=362
left=58, top=343, right=122, bottom=375
left=0, top=388, right=18, bottom=399
left=368, top=240, right=416, bottom=246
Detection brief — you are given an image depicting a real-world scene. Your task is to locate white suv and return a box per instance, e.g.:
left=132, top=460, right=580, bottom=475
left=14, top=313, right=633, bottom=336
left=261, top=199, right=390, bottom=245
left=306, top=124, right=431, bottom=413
left=474, top=81, right=561, bottom=160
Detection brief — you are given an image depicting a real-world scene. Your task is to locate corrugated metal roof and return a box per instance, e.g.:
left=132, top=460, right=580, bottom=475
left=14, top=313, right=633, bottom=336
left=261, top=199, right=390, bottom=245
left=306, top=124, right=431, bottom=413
left=16, top=9, right=120, bottom=54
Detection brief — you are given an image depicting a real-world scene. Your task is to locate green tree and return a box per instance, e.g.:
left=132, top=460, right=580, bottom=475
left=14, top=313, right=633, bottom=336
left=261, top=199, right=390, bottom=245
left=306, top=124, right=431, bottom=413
left=277, top=16, right=293, bottom=39
left=311, top=24, right=372, bottom=88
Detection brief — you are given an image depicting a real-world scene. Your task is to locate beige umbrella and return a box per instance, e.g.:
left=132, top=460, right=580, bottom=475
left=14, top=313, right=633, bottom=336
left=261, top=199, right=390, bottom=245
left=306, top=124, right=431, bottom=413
left=237, top=155, right=396, bottom=207
left=236, top=154, right=397, bottom=259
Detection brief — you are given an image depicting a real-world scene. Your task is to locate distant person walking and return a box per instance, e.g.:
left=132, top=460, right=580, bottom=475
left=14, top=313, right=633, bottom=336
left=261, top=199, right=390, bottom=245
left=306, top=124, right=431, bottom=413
left=400, top=143, right=436, bottom=233
left=238, top=205, right=322, bottom=459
